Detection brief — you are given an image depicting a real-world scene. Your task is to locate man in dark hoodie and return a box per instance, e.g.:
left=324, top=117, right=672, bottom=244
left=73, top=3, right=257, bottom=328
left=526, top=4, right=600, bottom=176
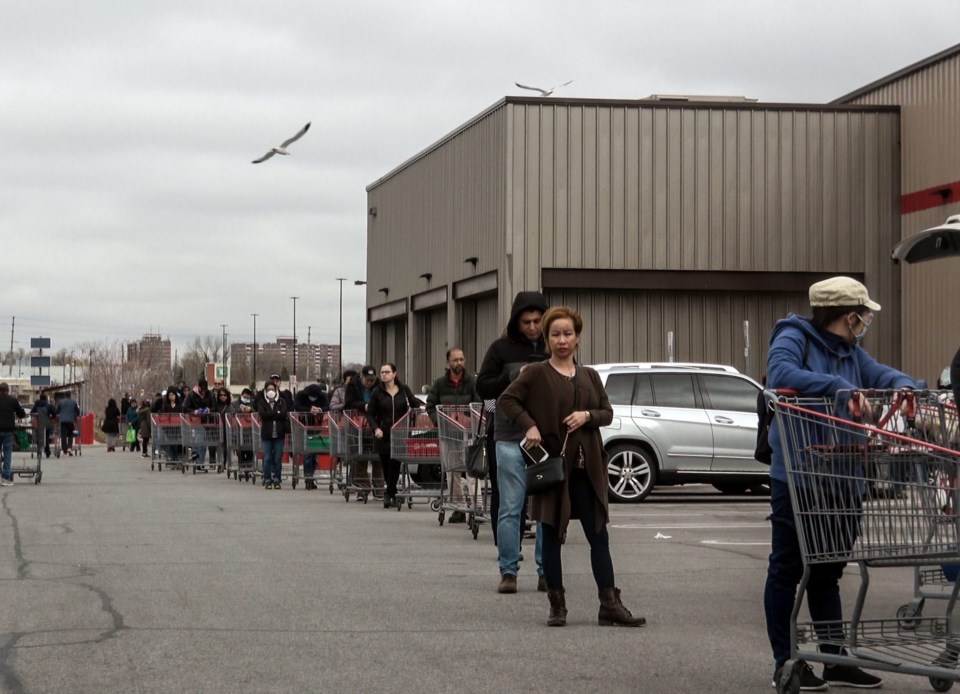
left=477, top=291, right=548, bottom=594
left=294, top=383, right=330, bottom=490
left=183, top=379, right=215, bottom=468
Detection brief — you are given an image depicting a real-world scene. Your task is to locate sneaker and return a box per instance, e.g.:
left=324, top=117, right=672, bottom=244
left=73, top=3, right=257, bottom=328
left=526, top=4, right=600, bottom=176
left=497, top=574, right=517, bottom=594
left=823, top=664, right=882, bottom=688
left=0, top=480, right=11, bottom=487
left=772, top=662, right=827, bottom=691
left=190, top=451, right=200, bottom=462
left=448, top=511, right=467, bottom=524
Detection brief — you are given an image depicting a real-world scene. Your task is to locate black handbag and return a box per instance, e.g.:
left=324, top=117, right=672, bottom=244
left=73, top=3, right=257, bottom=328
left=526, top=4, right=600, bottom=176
left=465, top=407, right=489, bottom=478
left=523, top=432, right=568, bottom=495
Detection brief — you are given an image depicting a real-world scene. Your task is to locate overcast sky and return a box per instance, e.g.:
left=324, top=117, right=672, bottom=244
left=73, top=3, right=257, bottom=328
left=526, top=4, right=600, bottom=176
left=3, top=1, right=956, bottom=364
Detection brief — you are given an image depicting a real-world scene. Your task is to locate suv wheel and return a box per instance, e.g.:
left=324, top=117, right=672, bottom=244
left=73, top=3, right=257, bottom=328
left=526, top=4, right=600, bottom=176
left=607, top=444, right=656, bottom=502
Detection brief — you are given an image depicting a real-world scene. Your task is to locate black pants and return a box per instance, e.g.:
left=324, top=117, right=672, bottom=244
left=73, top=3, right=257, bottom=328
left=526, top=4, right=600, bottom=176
left=541, top=469, right=615, bottom=591
left=60, top=422, right=74, bottom=452
left=142, top=436, right=150, bottom=453
left=379, top=453, right=401, bottom=498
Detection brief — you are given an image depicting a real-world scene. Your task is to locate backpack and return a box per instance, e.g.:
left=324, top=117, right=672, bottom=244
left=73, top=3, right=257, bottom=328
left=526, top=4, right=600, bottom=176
left=755, top=337, right=810, bottom=465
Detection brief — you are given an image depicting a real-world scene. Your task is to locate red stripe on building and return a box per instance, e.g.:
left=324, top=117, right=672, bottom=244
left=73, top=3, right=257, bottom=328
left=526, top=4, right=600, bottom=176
left=901, top=180, right=960, bottom=214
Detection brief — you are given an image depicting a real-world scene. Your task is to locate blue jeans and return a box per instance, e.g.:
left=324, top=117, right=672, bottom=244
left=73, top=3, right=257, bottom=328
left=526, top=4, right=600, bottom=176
left=261, top=438, right=283, bottom=485
left=192, top=447, right=207, bottom=466
left=304, top=453, right=317, bottom=479
left=0, top=432, right=12, bottom=481
left=764, top=479, right=849, bottom=669
left=495, top=441, right=543, bottom=578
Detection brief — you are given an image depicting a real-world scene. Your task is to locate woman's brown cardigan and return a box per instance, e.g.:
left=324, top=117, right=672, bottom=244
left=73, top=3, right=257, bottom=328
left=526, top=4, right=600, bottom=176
left=498, top=361, right=614, bottom=537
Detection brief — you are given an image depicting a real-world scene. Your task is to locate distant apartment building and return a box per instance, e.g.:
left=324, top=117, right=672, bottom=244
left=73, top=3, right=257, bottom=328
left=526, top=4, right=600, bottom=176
left=229, top=339, right=340, bottom=380
left=127, top=333, right=172, bottom=368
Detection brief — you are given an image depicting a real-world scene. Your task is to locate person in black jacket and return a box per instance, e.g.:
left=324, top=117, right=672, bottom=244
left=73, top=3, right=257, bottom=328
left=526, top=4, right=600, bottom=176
left=257, top=381, right=288, bottom=489
left=344, top=366, right=378, bottom=411
left=183, top=379, right=216, bottom=468
left=30, top=394, right=57, bottom=458
left=102, top=399, right=122, bottom=452
left=367, top=363, right=420, bottom=508
left=294, top=383, right=330, bottom=489
left=476, top=290, right=548, bottom=592
left=0, top=383, right=27, bottom=485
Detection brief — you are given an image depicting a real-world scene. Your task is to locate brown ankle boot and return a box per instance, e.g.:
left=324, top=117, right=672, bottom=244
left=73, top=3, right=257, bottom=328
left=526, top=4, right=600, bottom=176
left=598, top=587, right=645, bottom=627
left=547, top=588, right=567, bottom=627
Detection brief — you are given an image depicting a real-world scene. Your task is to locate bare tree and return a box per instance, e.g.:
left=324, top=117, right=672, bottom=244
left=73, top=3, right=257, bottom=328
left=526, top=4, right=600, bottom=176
left=79, top=340, right=170, bottom=422
left=179, top=336, right=224, bottom=384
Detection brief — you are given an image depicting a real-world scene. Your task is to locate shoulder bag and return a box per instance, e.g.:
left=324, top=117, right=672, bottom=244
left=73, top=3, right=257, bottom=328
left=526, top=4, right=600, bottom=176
left=465, top=405, right=489, bottom=478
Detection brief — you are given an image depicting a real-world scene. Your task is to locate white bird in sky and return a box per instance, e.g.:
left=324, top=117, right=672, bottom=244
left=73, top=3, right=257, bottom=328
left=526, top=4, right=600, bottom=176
left=251, top=122, right=311, bottom=164
left=514, top=80, right=573, bottom=97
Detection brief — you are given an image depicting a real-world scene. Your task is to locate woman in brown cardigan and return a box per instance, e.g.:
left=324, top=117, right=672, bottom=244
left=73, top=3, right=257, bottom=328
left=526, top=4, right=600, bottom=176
left=499, top=306, right=644, bottom=628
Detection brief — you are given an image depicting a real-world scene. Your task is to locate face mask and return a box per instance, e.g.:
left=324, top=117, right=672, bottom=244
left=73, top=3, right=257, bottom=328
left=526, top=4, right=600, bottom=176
left=308, top=396, right=318, bottom=403
left=241, top=397, right=251, bottom=405
left=265, top=390, right=277, bottom=400
left=850, top=314, right=870, bottom=346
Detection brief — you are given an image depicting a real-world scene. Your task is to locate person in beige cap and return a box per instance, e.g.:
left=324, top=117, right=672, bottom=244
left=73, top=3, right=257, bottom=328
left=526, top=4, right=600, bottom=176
left=763, top=276, right=916, bottom=691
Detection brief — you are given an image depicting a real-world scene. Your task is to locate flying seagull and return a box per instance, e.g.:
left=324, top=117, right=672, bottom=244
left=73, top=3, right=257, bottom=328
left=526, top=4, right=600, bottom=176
left=515, top=80, right=572, bottom=97
left=251, top=122, right=311, bottom=164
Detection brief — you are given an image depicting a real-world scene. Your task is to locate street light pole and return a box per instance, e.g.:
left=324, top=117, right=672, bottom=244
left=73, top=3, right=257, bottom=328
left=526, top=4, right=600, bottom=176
left=220, top=324, right=227, bottom=385
left=251, top=313, right=259, bottom=387
left=336, top=278, right=346, bottom=382
left=290, top=296, right=299, bottom=386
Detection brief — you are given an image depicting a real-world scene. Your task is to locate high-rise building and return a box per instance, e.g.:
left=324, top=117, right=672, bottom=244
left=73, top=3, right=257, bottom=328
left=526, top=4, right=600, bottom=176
left=229, top=339, right=339, bottom=381
left=127, top=334, right=172, bottom=368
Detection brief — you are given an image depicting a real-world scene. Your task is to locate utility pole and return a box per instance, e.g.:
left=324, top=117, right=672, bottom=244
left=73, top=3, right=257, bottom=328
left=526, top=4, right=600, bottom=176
left=290, top=296, right=299, bottom=383
left=251, top=313, right=259, bottom=387
left=220, top=324, right=228, bottom=385
left=336, top=278, right=346, bottom=382
left=8, top=316, right=13, bottom=375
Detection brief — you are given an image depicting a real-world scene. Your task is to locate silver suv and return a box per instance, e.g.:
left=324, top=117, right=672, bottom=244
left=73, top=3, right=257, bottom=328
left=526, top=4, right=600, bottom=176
left=591, top=363, right=766, bottom=502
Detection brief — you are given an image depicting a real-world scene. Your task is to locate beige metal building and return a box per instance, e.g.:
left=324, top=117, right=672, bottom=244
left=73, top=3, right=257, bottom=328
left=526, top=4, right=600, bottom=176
left=364, top=47, right=960, bottom=390
left=366, top=97, right=905, bottom=389
left=834, top=43, right=960, bottom=383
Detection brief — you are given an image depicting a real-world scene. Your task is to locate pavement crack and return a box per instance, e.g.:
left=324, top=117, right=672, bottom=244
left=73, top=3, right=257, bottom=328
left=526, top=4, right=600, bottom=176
left=77, top=582, right=128, bottom=643
left=2, top=494, right=27, bottom=579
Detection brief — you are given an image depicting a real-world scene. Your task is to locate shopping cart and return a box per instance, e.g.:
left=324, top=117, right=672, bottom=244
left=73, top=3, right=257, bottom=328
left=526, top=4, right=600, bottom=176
left=179, top=413, right=222, bottom=474
left=436, top=403, right=488, bottom=538
left=290, top=412, right=333, bottom=491
left=30, top=412, right=59, bottom=460
left=225, top=413, right=258, bottom=481
left=327, top=411, right=349, bottom=496
left=773, top=390, right=960, bottom=694
left=391, top=410, right=442, bottom=511
left=341, top=410, right=382, bottom=503
left=150, top=413, right=183, bottom=471
left=250, top=415, right=293, bottom=487
left=9, top=416, right=41, bottom=484
left=889, top=392, right=960, bottom=629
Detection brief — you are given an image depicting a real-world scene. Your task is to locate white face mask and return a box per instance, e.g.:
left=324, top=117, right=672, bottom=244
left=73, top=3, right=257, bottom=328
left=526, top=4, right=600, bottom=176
left=241, top=397, right=251, bottom=405
left=265, top=390, right=277, bottom=400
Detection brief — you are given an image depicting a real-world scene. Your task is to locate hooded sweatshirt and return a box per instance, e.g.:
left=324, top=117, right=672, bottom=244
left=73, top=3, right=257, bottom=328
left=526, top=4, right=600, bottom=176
left=475, top=291, right=549, bottom=442
left=765, top=314, right=915, bottom=484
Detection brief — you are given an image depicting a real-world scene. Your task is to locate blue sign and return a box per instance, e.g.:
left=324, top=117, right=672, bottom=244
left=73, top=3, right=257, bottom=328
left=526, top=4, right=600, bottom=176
left=31, top=356, right=51, bottom=368
left=30, top=337, right=51, bottom=349
left=30, top=375, right=51, bottom=387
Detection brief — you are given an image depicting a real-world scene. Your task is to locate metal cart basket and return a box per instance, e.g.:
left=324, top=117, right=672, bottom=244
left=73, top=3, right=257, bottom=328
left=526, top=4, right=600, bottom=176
left=773, top=391, right=960, bottom=694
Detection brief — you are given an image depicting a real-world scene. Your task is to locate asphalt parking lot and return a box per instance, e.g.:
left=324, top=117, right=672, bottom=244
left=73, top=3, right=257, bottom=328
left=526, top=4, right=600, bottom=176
left=0, top=449, right=944, bottom=693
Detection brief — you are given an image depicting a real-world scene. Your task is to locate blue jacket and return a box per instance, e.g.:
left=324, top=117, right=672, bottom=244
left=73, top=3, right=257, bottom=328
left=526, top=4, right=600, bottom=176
left=766, top=314, right=916, bottom=483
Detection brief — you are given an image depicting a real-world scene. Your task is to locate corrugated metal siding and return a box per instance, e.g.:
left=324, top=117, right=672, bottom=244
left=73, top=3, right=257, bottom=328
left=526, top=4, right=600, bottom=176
left=845, top=54, right=960, bottom=194
left=366, top=106, right=506, bottom=313
left=411, top=308, right=448, bottom=389
left=508, top=104, right=898, bottom=275
left=844, top=53, right=960, bottom=382
left=545, top=290, right=809, bottom=381
left=510, top=103, right=903, bottom=368
left=456, top=295, right=499, bottom=374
